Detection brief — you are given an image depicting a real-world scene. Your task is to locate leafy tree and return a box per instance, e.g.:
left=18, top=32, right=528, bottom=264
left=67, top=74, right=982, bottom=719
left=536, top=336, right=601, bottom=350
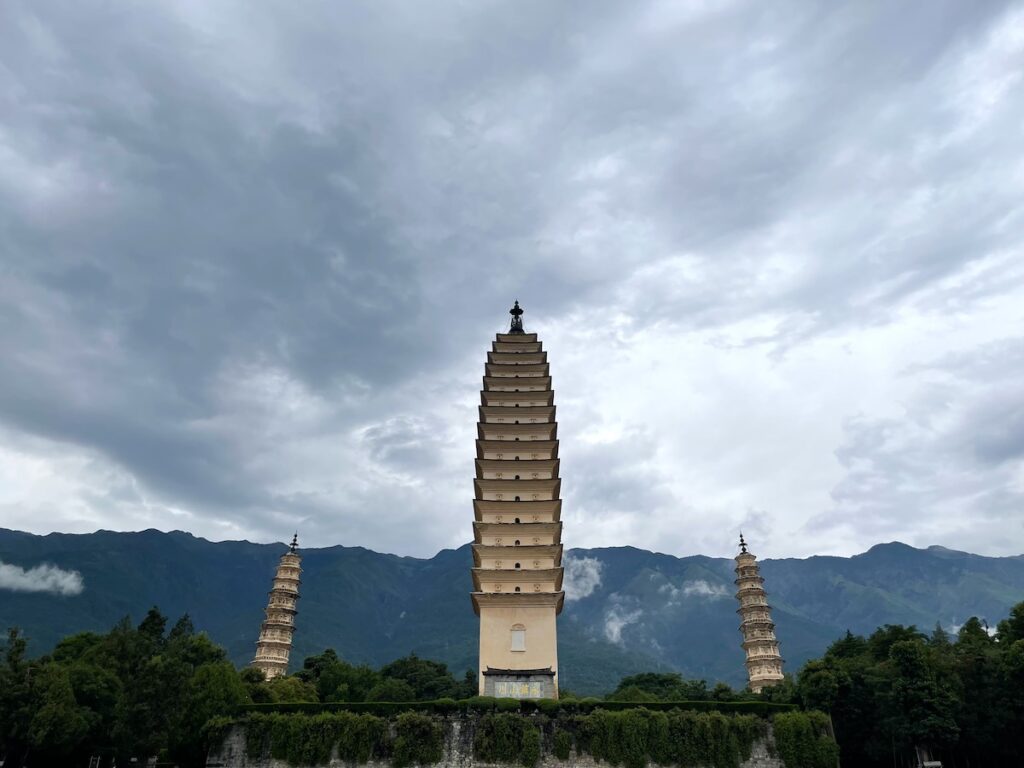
left=27, top=665, right=91, bottom=757
left=366, top=677, right=417, bottom=702
left=607, top=672, right=710, bottom=701
left=0, top=628, right=32, bottom=766
left=797, top=659, right=840, bottom=711
left=51, top=632, right=104, bottom=663
left=997, top=603, right=1024, bottom=645
left=267, top=675, right=318, bottom=703
left=793, top=603, right=1024, bottom=767
left=883, top=639, right=959, bottom=754
left=378, top=654, right=464, bottom=700
left=607, top=685, right=661, bottom=703
left=298, top=649, right=382, bottom=702
left=867, top=624, right=926, bottom=661
left=168, top=661, right=248, bottom=767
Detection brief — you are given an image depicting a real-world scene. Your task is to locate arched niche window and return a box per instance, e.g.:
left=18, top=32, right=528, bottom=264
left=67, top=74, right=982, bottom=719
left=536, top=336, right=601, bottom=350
left=514, top=517, right=520, bottom=523
left=514, top=586, right=522, bottom=592
left=514, top=456, right=520, bottom=461
left=511, top=624, right=526, bottom=652
left=514, top=540, right=521, bottom=546
left=514, top=475, right=520, bottom=480
left=515, top=562, right=521, bottom=569
left=515, top=496, right=520, bottom=501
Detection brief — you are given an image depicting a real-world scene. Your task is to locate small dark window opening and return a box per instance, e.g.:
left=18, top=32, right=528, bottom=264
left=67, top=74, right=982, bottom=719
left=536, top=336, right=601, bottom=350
left=514, top=475, right=520, bottom=479
left=514, top=517, right=521, bottom=523
left=515, top=404, right=520, bottom=407
left=515, top=563, right=521, bottom=569
left=515, top=587, right=521, bottom=592
left=514, top=540, right=521, bottom=546
left=515, top=496, right=521, bottom=501
left=515, top=456, right=520, bottom=460
left=515, top=420, right=519, bottom=424
left=515, top=437, right=520, bottom=441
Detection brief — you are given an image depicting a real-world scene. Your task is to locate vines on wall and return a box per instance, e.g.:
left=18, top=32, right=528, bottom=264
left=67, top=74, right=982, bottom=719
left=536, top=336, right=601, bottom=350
left=771, top=711, right=839, bottom=768
left=224, top=706, right=832, bottom=768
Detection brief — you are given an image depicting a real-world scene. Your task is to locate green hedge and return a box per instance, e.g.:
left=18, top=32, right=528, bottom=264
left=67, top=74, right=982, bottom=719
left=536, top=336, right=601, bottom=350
left=772, top=711, right=839, bottom=768
left=474, top=712, right=543, bottom=767
left=243, top=711, right=388, bottom=766
left=218, top=706, right=831, bottom=768
left=573, top=709, right=763, bottom=768
left=393, top=712, right=444, bottom=768
left=237, top=696, right=795, bottom=717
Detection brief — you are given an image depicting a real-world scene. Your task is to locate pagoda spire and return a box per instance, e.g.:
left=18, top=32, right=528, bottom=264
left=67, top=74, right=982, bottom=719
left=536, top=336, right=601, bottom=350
left=471, top=307, right=564, bottom=698
left=508, top=300, right=525, bottom=334
left=734, top=535, right=784, bottom=692
left=251, top=535, right=303, bottom=679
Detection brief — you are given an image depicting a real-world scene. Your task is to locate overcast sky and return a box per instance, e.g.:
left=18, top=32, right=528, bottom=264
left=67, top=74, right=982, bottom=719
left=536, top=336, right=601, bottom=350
left=1, top=0, right=1022, bottom=560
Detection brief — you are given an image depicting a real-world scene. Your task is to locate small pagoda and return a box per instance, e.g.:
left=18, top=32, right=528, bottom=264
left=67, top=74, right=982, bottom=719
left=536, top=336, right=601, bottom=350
left=734, top=534, right=784, bottom=692
left=471, top=301, right=565, bottom=699
left=251, top=534, right=302, bottom=679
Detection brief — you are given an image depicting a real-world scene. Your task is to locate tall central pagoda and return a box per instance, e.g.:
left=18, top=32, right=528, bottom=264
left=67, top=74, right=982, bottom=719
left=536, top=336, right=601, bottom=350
left=471, top=301, right=565, bottom=699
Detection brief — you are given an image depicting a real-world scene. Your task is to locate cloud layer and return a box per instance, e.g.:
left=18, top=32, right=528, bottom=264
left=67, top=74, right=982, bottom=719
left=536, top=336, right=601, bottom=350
left=0, top=560, right=84, bottom=596
left=0, top=0, right=1022, bottom=558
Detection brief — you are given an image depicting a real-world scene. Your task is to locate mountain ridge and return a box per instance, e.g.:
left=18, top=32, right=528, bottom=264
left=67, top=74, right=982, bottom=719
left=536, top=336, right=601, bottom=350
left=2, top=528, right=1022, bottom=694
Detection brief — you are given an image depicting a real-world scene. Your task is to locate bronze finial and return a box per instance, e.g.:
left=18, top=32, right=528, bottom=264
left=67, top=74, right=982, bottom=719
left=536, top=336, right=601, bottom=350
left=509, top=300, right=525, bottom=334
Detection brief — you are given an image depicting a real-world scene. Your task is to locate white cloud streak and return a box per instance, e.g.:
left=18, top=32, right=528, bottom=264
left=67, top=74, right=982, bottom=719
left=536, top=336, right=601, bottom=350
left=564, top=555, right=604, bottom=601
left=0, top=560, right=84, bottom=596
left=603, top=601, right=643, bottom=645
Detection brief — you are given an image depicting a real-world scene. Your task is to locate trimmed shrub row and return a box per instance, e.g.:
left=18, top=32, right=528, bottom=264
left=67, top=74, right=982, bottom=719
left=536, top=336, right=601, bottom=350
left=771, top=711, right=839, bottom=768
left=219, top=707, right=833, bottom=768
left=237, top=696, right=795, bottom=717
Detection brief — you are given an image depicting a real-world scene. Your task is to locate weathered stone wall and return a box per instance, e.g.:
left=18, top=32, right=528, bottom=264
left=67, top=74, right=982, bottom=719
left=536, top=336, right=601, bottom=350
left=206, top=715, right=785, bottom=768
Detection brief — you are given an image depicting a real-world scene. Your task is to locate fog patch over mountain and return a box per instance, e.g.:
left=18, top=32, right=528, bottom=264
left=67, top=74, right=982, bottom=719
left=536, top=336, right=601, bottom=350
left=0, top=560, right=84, bottom=596
left=564, top=555, right=604, bottom=601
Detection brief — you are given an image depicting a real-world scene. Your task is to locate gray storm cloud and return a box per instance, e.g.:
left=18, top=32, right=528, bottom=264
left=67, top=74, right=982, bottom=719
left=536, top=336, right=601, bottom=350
left=0, top=560, right=84, bottom=596
left=0, top=0, right=1022, bottom=559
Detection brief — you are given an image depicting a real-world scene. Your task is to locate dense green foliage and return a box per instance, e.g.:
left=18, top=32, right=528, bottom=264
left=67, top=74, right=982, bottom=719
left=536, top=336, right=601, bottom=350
left=294, top=648, right=476, bottom=702
left=0, top=613, right=472, bottom=768
left=239, top=696, right=793, bottom=716
left=0, top=611, right=246, bottom=768
left=474, top=712, right=540, bottom=766
left=392, top=712, right=444, bottom=767
left=231, top=706, right=781, bottom=768
left=790, top=603, right=1024, bottom=766
left=239, top=711, right=388, bottom=765
left=6, top=597, right=1023, bottom=768
left=771, top=712, right=838, bottom=768
left=607, top=672, right=752, bottom=704
left=573, top=708, right=763, bottom=768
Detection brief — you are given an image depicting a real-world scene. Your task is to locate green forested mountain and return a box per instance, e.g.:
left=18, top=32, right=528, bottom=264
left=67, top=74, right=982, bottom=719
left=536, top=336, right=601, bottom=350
left=1, top=529, right=1021, bottom=694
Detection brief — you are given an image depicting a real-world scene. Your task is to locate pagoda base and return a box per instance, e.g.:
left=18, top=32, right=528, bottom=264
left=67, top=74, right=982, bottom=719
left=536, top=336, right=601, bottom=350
left=482, top=667, right=556, bottom=699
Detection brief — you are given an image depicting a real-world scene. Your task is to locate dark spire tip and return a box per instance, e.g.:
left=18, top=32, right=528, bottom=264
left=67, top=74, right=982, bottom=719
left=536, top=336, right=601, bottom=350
left=508, top=300, right=525, bottom=333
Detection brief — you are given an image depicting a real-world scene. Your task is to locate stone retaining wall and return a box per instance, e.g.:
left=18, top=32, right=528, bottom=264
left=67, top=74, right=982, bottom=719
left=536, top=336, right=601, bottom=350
left=206, top=715, right=785, bottom=768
